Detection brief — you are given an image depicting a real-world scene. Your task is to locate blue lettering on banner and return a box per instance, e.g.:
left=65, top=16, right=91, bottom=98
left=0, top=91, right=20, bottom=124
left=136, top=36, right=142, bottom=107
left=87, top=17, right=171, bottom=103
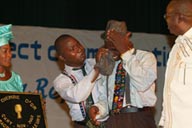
left=10, top=41, right=41, bottom=60
left=11, top=41, right=98, bottom=60
left=18, top=43, right=29, bottom=59
left=48, top=45, right=57, bottom=61
left=36, top=78, right=48, bottom=98
left=31, top=40, right=41, bottom=60
left=10, top=40, right=170, bottom=67
left=152, top=46, right=169, bottom=67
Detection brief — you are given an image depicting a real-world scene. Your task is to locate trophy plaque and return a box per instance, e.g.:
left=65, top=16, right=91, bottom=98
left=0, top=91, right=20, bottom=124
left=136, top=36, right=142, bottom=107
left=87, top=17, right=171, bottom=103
left=0, top=91, right=47, bottom=128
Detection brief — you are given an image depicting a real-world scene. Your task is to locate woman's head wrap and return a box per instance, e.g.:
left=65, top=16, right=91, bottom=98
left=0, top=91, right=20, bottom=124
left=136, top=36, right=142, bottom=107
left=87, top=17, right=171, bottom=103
left=0, top=24, right=13, bottom=47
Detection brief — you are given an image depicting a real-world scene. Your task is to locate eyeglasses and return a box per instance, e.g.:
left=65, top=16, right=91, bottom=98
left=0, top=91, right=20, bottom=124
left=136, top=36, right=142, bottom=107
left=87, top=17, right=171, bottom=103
left=163, top=13, right=177, bottom=19
left=164, top=12, right=192, bottom=19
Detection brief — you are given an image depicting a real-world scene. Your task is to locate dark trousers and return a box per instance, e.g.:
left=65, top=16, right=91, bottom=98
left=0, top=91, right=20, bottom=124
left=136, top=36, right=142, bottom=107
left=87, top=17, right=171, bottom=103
left=74, top=123, right=86, bottom=128
left=73, top=121, right=86, bottom=128
left=73, top=120, right=106, bottom=128
left=105, top=110, right=156, bottom=128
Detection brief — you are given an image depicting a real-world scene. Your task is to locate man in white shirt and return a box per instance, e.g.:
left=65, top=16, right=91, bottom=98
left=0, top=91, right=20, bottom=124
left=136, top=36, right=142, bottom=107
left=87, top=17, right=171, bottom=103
left=159, top=0, right=192, bottom=128
left=53, top=34, right=108, bottom=128
left=89, top=20, right=157, bottom=128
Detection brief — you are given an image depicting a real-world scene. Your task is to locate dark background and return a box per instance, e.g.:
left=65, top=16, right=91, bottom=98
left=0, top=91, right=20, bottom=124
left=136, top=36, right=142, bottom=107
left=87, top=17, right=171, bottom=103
left=1, top=0, right=170, bottom=34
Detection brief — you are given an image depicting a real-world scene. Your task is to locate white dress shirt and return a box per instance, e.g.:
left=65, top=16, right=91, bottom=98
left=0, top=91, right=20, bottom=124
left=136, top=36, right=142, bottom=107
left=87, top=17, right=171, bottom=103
left=100, top=49, right=157, bottom=110
left=53, top=58, right=108, bottom=121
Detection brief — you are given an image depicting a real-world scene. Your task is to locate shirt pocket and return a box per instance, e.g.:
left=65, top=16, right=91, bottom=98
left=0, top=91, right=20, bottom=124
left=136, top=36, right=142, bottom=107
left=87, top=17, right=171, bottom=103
left=184, top=64, right=192, bottom=85
left=177, top=63, right=192, bottom=85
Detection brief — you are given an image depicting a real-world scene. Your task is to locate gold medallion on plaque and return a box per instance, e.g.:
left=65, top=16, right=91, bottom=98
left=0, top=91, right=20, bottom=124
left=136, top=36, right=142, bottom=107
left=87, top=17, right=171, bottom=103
left=0, top=91, right=47, bottom=128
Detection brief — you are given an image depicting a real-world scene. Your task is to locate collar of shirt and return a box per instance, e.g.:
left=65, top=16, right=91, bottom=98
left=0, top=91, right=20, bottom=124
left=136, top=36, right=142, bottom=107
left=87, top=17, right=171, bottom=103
left=63, top=59, right=95, bottom=76
left=176, top=27, right=192, bottom=44
left=183, top=27, right=192, bottom=39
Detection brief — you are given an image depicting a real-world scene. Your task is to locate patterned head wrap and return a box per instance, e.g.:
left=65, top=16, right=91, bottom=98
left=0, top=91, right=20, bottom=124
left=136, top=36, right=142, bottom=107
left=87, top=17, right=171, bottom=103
left=0, top=24, right=13, bottom=47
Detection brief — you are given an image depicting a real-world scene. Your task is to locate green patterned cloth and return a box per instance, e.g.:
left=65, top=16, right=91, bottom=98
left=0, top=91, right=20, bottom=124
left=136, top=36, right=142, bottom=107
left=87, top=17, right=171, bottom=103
left=86, top=120, right=105, bottom=128
left=0, top=24, right=13, bottom=47
left=0, top=71, right=23, bottom=92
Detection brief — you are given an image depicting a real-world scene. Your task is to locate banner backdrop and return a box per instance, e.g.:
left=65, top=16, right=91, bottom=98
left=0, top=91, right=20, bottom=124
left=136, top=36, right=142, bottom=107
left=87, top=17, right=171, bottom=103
left=6, top=24, right=175, bottom=128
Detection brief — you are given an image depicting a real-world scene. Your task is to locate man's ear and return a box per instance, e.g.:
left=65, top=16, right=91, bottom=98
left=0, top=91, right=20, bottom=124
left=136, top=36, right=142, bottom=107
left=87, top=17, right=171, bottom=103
left=59, top=55, right=65, bottom=61
left=126, top=32, right=132, bottom=38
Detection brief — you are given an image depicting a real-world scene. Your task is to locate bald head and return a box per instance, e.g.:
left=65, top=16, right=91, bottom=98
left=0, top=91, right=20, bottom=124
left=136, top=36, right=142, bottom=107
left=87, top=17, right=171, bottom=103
left=165, top=0, right=192, bottom=35
left=168, top=0, right=192, bottom=17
